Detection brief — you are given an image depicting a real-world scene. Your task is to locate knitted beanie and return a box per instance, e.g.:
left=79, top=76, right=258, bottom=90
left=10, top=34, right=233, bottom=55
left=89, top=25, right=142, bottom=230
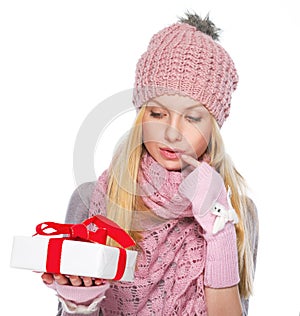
left=133, top=14, right=238, bottom=126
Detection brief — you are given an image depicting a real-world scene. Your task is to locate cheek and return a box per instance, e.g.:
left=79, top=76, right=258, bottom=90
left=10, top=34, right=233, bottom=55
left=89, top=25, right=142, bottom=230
left=142, top=121, right=165, bottom=143
left=194, top=138, right=209, bottom=157
left=185, top=126, right=211, bottom=157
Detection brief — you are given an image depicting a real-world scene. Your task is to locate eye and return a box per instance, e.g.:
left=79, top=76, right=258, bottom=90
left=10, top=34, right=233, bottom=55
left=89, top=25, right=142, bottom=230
left=150, top=110, right=165, bottom=119
left=185, top=115, right=202, bottom=123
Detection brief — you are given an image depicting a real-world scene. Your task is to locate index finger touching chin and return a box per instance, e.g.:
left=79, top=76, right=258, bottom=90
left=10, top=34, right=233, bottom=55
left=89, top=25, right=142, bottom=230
left=181, top=154, right=201, bottom=169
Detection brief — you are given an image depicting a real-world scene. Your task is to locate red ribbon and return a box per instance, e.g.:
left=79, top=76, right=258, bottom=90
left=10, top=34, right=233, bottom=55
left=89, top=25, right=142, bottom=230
left=34, top=215, right=136, bottom=280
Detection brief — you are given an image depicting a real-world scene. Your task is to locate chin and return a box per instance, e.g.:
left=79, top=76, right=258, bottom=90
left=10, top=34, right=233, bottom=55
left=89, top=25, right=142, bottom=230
left=158, top=159, right=182, bottom=171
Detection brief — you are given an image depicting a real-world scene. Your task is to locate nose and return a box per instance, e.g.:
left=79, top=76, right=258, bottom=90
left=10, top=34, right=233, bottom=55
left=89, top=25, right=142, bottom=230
left=164, top=116, right=182, bottom=143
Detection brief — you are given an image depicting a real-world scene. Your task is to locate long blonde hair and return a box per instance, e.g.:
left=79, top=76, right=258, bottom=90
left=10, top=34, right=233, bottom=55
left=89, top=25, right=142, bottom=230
left=106, top=105, right=256, bottom=298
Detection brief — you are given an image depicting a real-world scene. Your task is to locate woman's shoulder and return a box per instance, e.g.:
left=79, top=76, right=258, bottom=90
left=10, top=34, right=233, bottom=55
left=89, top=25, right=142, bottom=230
left=70, top=181, right=97, bottom=207
left=76, top=181, right=97, bottom=199
left=65, top=181, right=97, bottom=224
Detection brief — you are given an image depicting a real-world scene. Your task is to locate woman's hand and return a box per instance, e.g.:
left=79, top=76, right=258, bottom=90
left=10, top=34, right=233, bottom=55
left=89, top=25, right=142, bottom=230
left=181, top=154, right=202, bottom=168
left=179, top=154, right=240, bottom=289
left=41, top=273, right=105, bottom=287
left=181, top=153, right=211, bottom=168
left=180, top=154, right=238, bottom=235
left=42, top=273, right=110, bottom=312
left=179, top=154, right=227, bottom=228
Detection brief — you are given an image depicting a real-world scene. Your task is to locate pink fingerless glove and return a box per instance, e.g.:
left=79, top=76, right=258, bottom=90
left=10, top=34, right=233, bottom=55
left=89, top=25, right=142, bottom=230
left=179, top=162, right=240, bottom=288
left=47, top=281, right=110, bottom=315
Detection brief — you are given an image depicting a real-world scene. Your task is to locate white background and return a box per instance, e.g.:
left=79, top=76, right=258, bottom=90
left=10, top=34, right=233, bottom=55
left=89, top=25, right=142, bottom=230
left=1, top=0, right=299, bottom=315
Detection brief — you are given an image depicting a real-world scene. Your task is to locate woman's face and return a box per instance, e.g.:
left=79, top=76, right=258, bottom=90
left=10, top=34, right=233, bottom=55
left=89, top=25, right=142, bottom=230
left=142, top=94, right=212, bottom=171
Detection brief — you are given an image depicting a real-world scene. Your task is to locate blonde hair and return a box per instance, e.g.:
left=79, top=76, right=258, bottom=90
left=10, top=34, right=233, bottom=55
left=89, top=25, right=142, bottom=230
left=106, top=105, right=256, bottom=298
left=106, top=107, right=145, bottom=244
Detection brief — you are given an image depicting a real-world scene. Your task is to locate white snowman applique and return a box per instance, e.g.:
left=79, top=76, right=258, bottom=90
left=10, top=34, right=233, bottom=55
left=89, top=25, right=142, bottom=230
left=212, top=187, right=239, bottom=234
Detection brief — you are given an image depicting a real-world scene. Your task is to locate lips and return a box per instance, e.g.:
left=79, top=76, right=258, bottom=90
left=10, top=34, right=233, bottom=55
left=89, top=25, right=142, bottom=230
left=159, top=147, right=184, bottom=160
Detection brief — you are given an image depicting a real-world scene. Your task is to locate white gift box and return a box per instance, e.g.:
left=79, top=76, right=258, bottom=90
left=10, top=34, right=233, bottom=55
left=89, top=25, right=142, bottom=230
left=10, top=235, right=137, bottom=282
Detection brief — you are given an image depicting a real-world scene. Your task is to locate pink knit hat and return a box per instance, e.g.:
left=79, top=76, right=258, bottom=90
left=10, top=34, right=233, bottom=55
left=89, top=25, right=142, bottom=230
left=133, top=16, right=238, bottom=126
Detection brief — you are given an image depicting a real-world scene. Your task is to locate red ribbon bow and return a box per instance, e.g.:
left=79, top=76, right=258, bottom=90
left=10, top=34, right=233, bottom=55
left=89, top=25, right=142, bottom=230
left=35, top=215, right=136, bottom=280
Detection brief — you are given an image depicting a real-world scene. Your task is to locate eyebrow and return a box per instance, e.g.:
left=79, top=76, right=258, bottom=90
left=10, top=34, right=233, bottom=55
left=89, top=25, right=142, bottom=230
left=147, top=99, right=206, bottom=111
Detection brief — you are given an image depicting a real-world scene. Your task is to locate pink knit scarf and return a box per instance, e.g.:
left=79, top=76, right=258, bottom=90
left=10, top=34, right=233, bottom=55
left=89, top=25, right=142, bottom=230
left=89, top=152, right=207, bottom=315
left=89, top=152, right=194, bottom=224
left=137, top=153, right=193, bottom=219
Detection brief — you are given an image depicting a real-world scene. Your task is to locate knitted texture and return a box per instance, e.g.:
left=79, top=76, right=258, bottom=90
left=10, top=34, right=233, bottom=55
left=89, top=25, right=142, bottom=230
left=47, top=281, right=110, bottom=304
left=179, top=163, right=240, bottom=288
left=89, top=161, right=208, bottom=315
left=138, top=153, right=192, bottom=219
left=87, top=154, right=239, bottom=314
left=133, top=22, right=238, bottom=126
left=47, top=282, right=109, bottom=316
left=55, top=180, right=259, bottom=316
left=103, top=219, right=207, bottom=315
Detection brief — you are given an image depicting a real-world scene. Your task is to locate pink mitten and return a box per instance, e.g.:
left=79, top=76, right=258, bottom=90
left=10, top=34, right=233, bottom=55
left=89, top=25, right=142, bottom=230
left=47, top=281, right=110, bottom=314
left=179, top=162, right=240, bottom=288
